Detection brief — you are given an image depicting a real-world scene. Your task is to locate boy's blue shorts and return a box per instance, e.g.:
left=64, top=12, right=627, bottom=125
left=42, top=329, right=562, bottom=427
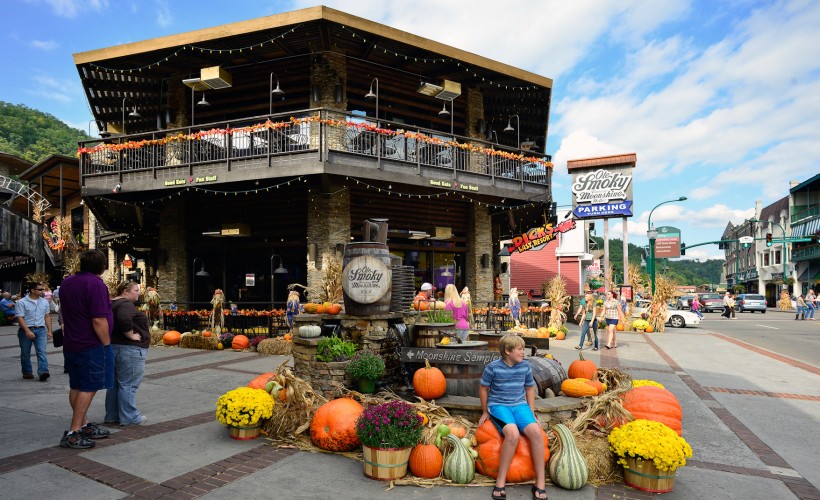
left=488, top=403, right=537, bottom=434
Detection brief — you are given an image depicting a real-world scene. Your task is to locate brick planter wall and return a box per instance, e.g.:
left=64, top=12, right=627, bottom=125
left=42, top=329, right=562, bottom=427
left=292, top=337, right=353, bottom=398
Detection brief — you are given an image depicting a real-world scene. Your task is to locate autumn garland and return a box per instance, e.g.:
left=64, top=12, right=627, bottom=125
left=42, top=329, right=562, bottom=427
left=77, top=115, right=554, bottom=169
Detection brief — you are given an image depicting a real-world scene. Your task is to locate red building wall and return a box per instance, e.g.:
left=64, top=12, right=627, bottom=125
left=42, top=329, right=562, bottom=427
left=510, top=238, right=582, bottom=296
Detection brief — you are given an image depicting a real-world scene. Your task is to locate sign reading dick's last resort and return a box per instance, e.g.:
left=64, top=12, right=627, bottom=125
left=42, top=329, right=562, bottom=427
left=569, top=161, right=635, bottom=220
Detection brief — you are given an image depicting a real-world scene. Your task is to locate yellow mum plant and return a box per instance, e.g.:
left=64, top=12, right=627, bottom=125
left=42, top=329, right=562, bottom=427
left=632, top=379, right=665, bottom=389
left=215, top=387, right=274, bottom=427
left=608, top=419, right=692, bottom=472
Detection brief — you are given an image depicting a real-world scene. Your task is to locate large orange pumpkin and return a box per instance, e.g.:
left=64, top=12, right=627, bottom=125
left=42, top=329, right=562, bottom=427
left=232, top=334, right=250, bottom=350
left=326, top=303, right=342, bottom=315
left=554, top=331, right=566, bottom=340
left=310, top=398, right=364, bottom=451
left=409, top=443, right=443, bottom=478
left=567, top=352, right=597, bottom=380
left=162, top=330, right=181, bottom=345
left=413, top=359, right=446, bottom=400
left=622, top=386, right=683, bottom=435
left=616, top=322, right=625, bottom=331
left=474, top=420, right=550, bottom=483
left=247, top=372, right=275, bottom=389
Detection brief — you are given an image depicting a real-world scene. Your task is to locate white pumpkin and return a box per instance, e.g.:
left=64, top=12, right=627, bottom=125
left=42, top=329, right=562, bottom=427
left=299, top=325, right=322, bottom=338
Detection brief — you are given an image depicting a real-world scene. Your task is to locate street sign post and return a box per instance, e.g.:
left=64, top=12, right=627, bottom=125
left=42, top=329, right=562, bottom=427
left=655, top=226, right=682, bottom=258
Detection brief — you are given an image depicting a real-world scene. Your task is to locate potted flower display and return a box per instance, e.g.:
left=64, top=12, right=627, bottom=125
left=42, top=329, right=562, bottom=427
left=608, top=419, right=693, bottom=493
left=346, top=349, right=385, bottom=394
left=215, top=387, right=274, bottom=440
left=356, top=400, right=424, bottom=480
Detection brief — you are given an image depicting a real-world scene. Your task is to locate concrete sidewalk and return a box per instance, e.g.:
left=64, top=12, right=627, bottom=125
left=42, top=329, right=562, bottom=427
left=0, top=322, right=817, bottom=499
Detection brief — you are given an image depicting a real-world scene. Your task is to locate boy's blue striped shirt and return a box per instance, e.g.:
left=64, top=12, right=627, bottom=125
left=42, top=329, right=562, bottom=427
left=480, top=358, right=535, bottom=406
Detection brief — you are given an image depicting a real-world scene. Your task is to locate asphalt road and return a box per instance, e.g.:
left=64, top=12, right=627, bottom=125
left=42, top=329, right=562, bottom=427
left=695, top=309, right=819, bottom=367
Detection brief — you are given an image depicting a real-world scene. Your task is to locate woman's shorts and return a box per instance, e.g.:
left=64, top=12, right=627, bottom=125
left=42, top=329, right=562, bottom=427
left=65, top=344, right=114, bottom=392
left=488, top=403, right=537, bottom=434
left=606, top=318, right=619, bottom=326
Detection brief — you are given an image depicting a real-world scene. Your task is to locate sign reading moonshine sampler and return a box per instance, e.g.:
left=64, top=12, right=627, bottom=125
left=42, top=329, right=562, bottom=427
left=342, top=255, right=392, bottom=304
left=568, top=156, right=636, bottom=220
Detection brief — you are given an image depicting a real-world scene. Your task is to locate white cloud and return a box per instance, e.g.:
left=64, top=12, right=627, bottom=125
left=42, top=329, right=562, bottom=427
left=26, top=74, right=81, bottom=104
left=31, top=39, right=58, bottom=51
left=37, top=0, right=108, bottom=18
left=154, top=0, right=172, bottom=28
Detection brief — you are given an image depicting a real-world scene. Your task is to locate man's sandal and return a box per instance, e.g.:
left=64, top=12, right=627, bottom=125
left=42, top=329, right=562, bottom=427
left=491, top=486, right=506, bottom=499
left=531, top=485, right=548, bottom=500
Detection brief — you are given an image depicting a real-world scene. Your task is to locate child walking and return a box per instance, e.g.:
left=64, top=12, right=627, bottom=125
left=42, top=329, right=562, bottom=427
left=479, top=334, right=547, bottom=500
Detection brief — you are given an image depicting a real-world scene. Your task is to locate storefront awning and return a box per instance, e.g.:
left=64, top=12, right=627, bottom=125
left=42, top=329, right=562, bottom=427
left=791, top=218, right=820, bottom=237
left=797, top=267, right=819, bottom=283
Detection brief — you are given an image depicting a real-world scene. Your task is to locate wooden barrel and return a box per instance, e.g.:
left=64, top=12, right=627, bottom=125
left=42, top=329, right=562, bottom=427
left=434, top=340, right=488, bottom=397
left=476, top=330, right=503, bottom=351
left=525, top=356, right=567, bottom=397
left=413, top=323, right=454, bottom=348
left=342, top=242, right=393, bottom=316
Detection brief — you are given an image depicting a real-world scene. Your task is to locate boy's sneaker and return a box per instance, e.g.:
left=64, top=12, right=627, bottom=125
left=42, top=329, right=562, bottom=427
left=80, top=422, right=110, bottom=439
left=22, top=373, right=34, bottom=380
left=60, top=431, right=95, bottom=449
left=39, top=372, right=50, bottom=381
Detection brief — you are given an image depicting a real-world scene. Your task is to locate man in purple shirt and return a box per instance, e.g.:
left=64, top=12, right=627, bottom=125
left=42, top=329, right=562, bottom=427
left=59, top=249, right=114, bottom=449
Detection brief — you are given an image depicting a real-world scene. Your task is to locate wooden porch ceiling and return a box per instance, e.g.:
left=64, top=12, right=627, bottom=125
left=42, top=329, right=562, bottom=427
left=75, top=7, right=552, bottom=151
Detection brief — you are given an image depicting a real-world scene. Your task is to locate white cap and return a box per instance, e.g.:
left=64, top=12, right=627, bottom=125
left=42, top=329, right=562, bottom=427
left=421, top=282, right=433, bottom=291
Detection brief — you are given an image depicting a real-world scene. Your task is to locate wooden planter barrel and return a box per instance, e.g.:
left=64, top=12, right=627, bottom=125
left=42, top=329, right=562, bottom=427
left=362, top=445, right=412, bottom=481
left=434, top=340, right=488, bottom=397
left=227, top=424, right=262, bottom=440
left=342, top=242, right=393, bottom=316
left=413, top=323, right=455, bottom=348
left=525, top=356, right=567, bottom=397
left=622, top=457, right=676, bottom=493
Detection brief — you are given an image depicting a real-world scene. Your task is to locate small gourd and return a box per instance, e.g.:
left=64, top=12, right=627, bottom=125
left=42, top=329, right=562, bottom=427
left=561, top=378, right=599, bottom=398
left=549, top=424, right=588, bottom=490
left=299, top=325, right=322, bottom=338
left=443, top=433, right=475, bottom=484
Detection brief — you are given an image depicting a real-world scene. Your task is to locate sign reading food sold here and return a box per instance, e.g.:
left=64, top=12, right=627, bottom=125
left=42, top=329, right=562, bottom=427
left=342, top=255, right=391, bottom=304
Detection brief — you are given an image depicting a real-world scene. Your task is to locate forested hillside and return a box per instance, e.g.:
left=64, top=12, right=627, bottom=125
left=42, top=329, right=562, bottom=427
left=0, top=101, right=91, bottom=164
left=591, top=236, right=724, bottom=288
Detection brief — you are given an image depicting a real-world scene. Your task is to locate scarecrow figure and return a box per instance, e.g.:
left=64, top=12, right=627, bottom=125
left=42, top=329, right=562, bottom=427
left=210, top=288, right=225, bottom=333
left=145, top=287, right=161, bottom=327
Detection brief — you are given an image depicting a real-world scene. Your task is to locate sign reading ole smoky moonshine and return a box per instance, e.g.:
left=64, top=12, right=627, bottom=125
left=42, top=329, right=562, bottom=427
left=342, top=255, right=391, bottom=304
left=569, top=161, right=635, bottom=220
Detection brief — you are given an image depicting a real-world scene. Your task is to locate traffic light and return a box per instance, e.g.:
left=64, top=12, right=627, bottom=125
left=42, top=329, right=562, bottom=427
left=548, top=201, right=558, bottom=226
left=680, top=243, right=686, bottom=256
left=766, top=233, right=772, bottom=247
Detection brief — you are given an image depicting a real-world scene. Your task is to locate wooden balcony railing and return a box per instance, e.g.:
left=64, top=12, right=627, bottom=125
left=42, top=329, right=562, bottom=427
left=78, top=109, right=551, bottom=191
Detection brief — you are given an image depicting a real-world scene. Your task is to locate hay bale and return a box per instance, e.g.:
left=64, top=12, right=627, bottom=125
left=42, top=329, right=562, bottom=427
left=257, top=337, right=293, bottom=355
left=179, top=334, right=219, bottom=350
left=575, top=430, right=621, bottom=485
left=150, top=329, right=166, bottom=346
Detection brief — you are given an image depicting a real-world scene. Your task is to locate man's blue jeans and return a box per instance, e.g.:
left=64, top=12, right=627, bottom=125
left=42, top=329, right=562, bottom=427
left=105, top=344, right=147, bottom=424
left=18, top=326, right=48, bottom=375
left=578, top=319, right=598, bottom=349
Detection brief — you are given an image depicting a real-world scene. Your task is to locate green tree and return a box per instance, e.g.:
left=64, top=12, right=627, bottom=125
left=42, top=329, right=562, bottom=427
left=0, top=101, right=91, bottom=163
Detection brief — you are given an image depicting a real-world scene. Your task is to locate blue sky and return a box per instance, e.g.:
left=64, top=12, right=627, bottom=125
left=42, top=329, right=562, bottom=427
left=4, top=0, right=819, bottom=261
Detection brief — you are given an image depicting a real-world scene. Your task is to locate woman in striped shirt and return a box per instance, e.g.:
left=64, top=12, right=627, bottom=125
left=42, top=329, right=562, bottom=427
left=599, top=290, right=625, bottom=349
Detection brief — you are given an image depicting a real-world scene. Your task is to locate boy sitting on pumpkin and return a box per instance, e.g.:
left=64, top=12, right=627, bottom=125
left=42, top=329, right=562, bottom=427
left=479, top=334, right=547, bottom=500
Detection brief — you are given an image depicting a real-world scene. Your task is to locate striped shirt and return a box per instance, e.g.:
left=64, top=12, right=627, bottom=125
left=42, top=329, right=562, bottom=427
left=480, top=358, right=535, bottom=406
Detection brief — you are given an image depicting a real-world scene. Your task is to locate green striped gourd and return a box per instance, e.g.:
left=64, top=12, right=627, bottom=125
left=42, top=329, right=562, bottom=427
left=548, top=424, right=588, bottom=490
left=443, top=433, right=475, bottom=484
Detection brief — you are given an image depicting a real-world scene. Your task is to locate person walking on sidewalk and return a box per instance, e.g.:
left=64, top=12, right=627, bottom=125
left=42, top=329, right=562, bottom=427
left=795, top=294, right=807, bottom=320
left=691, top=294, right=703, bottom=319
left=59, top=249, right=114, bottom=449
left=601, top=290, right=625, bottom=349
left=573, top=292, right=598, bottom=351
left=721, top=292, right=732, bottom=319
left=105, top=281, right=150, bottom=426
left=15, top=282, right=52, bottom=381
left=806, top=290, right=816, bottom=320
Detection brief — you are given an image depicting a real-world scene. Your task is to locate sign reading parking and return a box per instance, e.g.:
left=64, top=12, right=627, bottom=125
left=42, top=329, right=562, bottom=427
left=655, top=226, right=681, bottom=258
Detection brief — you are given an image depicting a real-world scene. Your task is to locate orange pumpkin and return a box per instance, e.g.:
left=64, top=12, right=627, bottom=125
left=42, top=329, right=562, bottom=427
left=162, top=330, right=181, bottom=345
left=567, top=352, right=597, bottom=380
left=409, top=443, right=443, bottom=479
left=326, top=303, right=342, bottom=315
left=616, top=322, right=625, bottom=331
left=554, top=331, right=566, bottom=340
left=645, top=325, right=655, bottom=333
left=622, top=386, right=683, bottom=435
left=443, top=419, right=467, bottom=439
left=232, top=334, right=250, bottom=350
left=283, top=333, right=293, bottom=341
left=310, top=398, right=364, bottom=451
left=561, top=378, right=599, bottom=397
left=413, top=359, right=446, bottom=400
left=474, top=420, right=550, bottom=483
left=315, top=303, right=327, bottom=314
left=247, top=372, right=275, bottom=389
left=201, top=330, right=212, bottom=338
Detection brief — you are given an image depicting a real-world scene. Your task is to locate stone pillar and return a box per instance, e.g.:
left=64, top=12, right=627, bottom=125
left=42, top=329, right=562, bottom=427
left=165, top=80, right=189, bottom=165
left=467, top=203, right=493, bottom=302
left=157, top=197, right=187, bottom=303
left=465, top=87, right=487, bottom=174
left=310, top=51, right=348, bottom=150
left=305, top=182, right=351, bottom=301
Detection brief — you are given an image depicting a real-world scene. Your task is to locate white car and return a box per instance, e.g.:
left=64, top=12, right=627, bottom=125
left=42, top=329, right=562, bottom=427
left=631, top=299, right=701, bottom=328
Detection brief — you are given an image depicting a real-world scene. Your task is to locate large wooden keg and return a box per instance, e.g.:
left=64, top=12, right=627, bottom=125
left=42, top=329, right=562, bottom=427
left=525, top=356, right=567, bottom=397
left=434, top=340, right=489, bottom=397
left=342, top=242, right=393, bottom=316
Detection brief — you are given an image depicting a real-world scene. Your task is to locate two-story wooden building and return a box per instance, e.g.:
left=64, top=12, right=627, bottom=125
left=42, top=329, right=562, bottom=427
left=74, top=6, right=554, bottom=305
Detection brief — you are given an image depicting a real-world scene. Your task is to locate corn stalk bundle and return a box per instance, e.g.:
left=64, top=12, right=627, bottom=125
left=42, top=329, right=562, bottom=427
left=648, top=275, right=676, bottom=332
left=626, top=264, right=646, bottom=316
left=263, top=361, right=328, bottom=441
left=778, top=289, right=792, bottom=310
left=545, top=276, right=570, bottom=329
left=24, top=271, right=51, bottom=287
left=301, top=253, right=344, bottom=304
